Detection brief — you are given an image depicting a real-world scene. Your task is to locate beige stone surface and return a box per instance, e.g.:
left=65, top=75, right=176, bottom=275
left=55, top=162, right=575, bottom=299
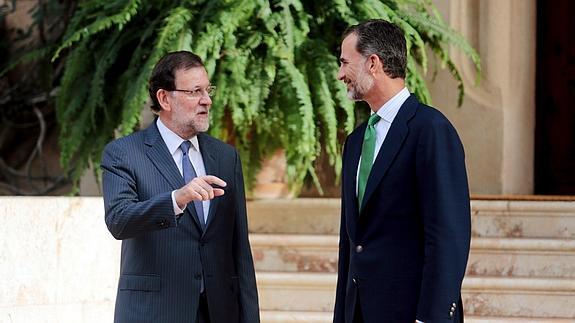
left=251, top=234, right=339, bottom=273
left=2, top=197, right=573, bottom=321
left=251, top=234, right=575, bottom=278
left=0, top=197, right=119, bottom=323
left=472, top=200, right=575, bottom=238
left=261, top=310, right=333, bottom=323
left=256, top=272, right=575, bottom=318
left=468, top=238, right=575, bottom=278
left=248, top=199, right=575, bottom=238
left=260, top=311, right=575, bottom=323
left=429, top=0, right=536, bottom=194
left=247, top=198, right=340, bottom=234
left=0, top=302, right=115, bottom=323
left=257, top=272, right=336, bottom=312
left=251, top=198, right=575, bottom=319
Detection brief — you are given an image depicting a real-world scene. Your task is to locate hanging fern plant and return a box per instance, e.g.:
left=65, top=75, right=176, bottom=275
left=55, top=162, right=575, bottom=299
left=49, top=0, right=480, bottom=195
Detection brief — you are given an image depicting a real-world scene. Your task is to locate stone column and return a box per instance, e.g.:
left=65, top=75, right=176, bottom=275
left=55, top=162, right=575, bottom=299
left=431, top=0, right=536, bottom=194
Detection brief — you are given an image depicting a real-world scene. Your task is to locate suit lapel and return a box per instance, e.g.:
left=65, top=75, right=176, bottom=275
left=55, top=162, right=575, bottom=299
left=360, top=95, right=419, bottom=212
left=345, top=129, right=364, bottom=218
left=198, top=133, right=220, bottom=232
left=144, top=122, right=204, bottom=232
left=144, top=123, right=185, bottom=190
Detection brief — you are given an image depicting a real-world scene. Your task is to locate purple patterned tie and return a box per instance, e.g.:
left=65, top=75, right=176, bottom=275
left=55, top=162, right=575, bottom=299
left=180, top=140, right=206, bottom=230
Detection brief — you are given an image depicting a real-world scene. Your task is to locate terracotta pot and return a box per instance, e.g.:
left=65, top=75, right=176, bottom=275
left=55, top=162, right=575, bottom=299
left=251, top=149, right=294, bottom=199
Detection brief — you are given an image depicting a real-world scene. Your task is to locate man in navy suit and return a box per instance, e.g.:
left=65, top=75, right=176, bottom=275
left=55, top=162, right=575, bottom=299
left=333, top=20, right=471, bottom=323
left=101, top=51, right=260, bottom=323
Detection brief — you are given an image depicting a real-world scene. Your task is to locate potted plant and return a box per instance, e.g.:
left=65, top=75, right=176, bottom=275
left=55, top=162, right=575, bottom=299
left=9, top=0, right=480, bottom=196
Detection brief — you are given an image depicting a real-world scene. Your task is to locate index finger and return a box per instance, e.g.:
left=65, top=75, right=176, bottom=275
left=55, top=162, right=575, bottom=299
left=202, top=175, right=227, bottom=188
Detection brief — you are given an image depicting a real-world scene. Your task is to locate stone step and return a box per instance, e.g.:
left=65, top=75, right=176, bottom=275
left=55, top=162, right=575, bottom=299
left=257, top=272, right=336, bottom=312
left=248, top=199, right=340, bottom=235
left=465, top=318, right=575, bottom=323
left=255, top=272, right=575, bottom=318
left=467, top=238, right=575, bottom=278
left=251, top=234, right=575, bottom=278
left=247, top=199, right=575, bottom=238
left=251, top=234, right=338, bottom=273
left=260, top=311, right=575, bottom=323
left=471, top=200, right=575, bottom=238
left=261, top=310, right=330, bottom=323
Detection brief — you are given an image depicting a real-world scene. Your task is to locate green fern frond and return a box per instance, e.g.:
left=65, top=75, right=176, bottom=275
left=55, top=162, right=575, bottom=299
left=85, top=29, right=128, bottom=124
left=432, top=45, right=465, bottom=106
left=56, top=40, right=90, bottom=125
left=52, top=0, right=141, bottom=61
left=52, top=0, right=481, bottom=194
left=59, top=95, right=92, bottom=169
left=406, top=55, right=431, bottom=105
left=120, top=6, right=193, bottom=135
left=353, top=0, right=392, bottom=20
left=332, top=0, right=359, bottom=25
left=400, top=11, right=481, bottom=79
left=299, top=39, right=345, bottom=182
left=310, top=67, right=338, bottom=164
left=277, top=59, right=318, bottom=192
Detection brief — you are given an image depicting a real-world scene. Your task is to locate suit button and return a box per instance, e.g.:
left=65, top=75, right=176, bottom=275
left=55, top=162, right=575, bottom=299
left=195, top=273, right=202, bottom=280
left=356, top=245, right=363, bottom=253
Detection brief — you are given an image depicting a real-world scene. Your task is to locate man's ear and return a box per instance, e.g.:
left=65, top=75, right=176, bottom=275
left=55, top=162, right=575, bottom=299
left=368, top=54, right=382, bottom=75
left=156, top=89, right=171, bottom=111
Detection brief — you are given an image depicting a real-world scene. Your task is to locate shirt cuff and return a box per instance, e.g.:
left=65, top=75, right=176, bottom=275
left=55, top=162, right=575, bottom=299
left=416, top=320, right=424, bottom=323
left=171, top=190, right=186, bottom=215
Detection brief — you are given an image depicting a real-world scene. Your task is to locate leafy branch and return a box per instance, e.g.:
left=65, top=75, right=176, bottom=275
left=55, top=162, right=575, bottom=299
left=4, top=0, right=481, bottom=195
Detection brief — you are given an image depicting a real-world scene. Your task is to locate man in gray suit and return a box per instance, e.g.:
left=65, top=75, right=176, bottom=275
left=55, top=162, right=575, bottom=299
left=101, top=51, right=260, bottom=323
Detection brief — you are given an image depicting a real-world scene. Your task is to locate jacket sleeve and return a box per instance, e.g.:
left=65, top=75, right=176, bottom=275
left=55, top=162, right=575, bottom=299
left=101, top=142, right=177, bottom=240
left=333, top=137, right=351, bottom=323
left=231, top=150, right=261, bottom=323
left=415, top=117, right=471, bottom=322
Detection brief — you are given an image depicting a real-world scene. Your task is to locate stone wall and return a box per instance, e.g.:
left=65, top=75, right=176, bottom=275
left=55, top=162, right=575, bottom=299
left=430, top=0, right=536, bottom=194
left=0, top=197, right=119, bottom=322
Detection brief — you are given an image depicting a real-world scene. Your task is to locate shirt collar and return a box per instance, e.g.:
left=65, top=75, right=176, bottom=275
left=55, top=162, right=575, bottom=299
left=156, top=118, right=200, bottom=155
left=375, top=87, right=410, bottom=123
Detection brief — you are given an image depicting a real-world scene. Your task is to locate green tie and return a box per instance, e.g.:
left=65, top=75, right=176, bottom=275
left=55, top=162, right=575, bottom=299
left=358, top=113, right=381, bottom=209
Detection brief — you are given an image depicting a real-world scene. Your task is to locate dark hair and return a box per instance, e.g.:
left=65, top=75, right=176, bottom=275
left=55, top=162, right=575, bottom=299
left=148, top=51, right=205, bottom=112
left=343, top=19, right=407, bottom=79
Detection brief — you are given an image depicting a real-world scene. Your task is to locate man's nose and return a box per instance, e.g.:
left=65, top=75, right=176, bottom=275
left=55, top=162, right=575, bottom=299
left=200, top=94, right=212, bottom=106
left=337, top=67, right=345, bottom=81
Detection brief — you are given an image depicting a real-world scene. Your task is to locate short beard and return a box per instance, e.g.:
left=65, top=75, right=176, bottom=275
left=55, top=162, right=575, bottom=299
left=184, top=115, right=210, bottom=136
left=171, top=98, right=211, bottom=137
left=191, top=120, right=210, bottom=134
left=347, top=67, right=374, bottom=101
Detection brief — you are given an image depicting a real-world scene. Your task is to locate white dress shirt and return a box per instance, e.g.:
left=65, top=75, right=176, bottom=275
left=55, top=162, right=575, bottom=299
left=356, top=87, right=411, bottom=195
left=156, top=118, right=210, bottom=222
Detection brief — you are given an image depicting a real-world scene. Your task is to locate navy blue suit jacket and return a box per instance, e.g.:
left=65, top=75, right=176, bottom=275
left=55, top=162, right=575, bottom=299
left=333, top=95, right=471, bottom=323
left=101, top=122, right=259, bottom=323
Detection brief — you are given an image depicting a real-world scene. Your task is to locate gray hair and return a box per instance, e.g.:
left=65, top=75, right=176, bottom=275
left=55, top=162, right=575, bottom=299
left=343, top=19, right=407, bottom=79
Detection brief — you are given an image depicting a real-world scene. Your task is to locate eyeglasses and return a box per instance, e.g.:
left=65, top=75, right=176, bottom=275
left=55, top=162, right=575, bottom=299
left=171, top=85, right=216, bottom=98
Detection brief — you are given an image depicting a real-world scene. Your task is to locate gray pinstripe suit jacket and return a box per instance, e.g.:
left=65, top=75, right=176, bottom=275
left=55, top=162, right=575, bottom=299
left=101, top=122, right=260, bottom=323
